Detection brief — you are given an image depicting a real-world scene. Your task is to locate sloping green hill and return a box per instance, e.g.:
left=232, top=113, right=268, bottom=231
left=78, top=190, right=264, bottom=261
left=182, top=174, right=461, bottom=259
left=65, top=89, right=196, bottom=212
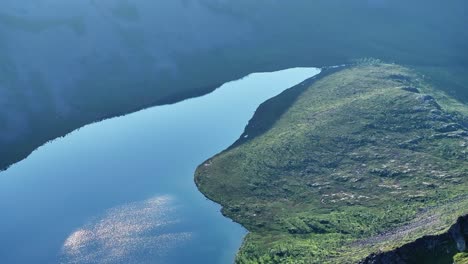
left=195, top=63, right=468, bottom=263
left=2, top=1, right=468, bottom=171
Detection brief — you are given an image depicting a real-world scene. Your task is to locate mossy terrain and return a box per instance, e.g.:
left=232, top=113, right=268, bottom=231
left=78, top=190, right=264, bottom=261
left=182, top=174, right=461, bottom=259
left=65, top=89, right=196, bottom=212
left=455, top=253, right=468, bottom=264
left=195, top=63, right=468, bottom=263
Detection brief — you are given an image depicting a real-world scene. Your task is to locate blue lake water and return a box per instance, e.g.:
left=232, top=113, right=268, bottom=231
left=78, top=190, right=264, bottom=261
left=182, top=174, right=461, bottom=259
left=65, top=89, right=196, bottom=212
left=0, top=67, right=320, bottom=264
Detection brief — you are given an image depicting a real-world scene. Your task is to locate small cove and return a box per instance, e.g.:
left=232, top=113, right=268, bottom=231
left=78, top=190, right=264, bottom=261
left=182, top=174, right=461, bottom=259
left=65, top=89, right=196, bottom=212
left=0, top=67, right=321, bottom=263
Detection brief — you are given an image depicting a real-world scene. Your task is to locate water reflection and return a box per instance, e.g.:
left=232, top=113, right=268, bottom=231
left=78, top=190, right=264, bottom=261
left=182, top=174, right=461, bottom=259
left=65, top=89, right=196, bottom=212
left=62, top=195, right=192, bottom=264
left=0, top=67, right=320, bottom=263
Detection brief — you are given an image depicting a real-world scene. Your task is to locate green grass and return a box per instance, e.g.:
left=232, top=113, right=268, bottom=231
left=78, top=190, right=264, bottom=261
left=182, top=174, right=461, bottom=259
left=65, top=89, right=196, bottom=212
left=454, top=253, right=468, bottom=264
left=195, top=63, right=468, bottom=263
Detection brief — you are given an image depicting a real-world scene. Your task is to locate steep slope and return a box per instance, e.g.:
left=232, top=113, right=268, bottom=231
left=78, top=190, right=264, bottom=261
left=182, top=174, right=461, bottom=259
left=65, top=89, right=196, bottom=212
left=2, top=0, right=468, bottom=171
left=195, top=64, right=468, bottom=263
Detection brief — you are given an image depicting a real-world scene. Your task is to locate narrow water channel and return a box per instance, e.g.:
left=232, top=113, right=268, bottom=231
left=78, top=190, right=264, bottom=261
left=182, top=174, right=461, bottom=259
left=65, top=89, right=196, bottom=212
left=0, top=67, right=320, bottom=264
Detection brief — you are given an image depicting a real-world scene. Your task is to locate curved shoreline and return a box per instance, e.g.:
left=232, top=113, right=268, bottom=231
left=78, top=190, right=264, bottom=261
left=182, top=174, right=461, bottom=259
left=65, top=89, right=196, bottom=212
left=194, top=63, right=468, bottom=263
left=0, top=67, right=321, bottom=263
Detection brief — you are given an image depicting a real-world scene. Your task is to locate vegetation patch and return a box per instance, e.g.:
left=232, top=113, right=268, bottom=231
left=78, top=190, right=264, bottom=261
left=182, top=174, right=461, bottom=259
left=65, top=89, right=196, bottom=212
left=195, top=64, right=468, bottom=263
left=454, top=252, right=468, bottom=264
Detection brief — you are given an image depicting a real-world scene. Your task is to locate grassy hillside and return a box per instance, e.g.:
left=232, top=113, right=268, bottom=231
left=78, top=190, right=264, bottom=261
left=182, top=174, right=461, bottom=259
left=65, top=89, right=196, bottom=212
left=455, top=253, right=468, bottom=264
left=195, top=64, right=468, bottom=263
left=2, top=0, right=468, bottom=171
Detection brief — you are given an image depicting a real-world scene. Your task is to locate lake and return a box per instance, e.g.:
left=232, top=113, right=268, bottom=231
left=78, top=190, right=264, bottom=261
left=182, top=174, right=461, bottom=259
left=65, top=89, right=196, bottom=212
left=0, top=67, right=320, bottom=264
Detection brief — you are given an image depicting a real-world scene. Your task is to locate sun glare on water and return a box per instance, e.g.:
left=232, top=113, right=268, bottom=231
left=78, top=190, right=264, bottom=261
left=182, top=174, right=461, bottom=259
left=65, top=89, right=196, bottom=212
left=61, top=195, right=192, bottom=264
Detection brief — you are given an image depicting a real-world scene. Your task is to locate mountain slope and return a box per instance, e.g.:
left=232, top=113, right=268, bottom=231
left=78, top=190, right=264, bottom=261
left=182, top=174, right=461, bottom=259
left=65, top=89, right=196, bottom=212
left=195, top=63, right=468, bottom=263
left=2, top=0, right=468, bottom=171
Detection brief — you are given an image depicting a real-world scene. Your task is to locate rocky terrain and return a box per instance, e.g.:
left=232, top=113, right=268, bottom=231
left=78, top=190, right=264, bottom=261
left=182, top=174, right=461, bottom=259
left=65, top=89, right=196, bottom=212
left=196, top=63, right=468, bottom=263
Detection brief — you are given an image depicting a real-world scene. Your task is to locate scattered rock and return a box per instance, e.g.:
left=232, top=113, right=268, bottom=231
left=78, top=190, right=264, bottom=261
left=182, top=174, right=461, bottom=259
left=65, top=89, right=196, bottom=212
left=419, top=95, right=435, bottom=103
left=360, top=215, right=468, bottom=264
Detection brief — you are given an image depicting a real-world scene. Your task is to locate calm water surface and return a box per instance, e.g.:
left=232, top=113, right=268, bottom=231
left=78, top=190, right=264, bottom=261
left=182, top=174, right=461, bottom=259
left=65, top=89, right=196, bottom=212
left=0, top=68, right=320, bottom=264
